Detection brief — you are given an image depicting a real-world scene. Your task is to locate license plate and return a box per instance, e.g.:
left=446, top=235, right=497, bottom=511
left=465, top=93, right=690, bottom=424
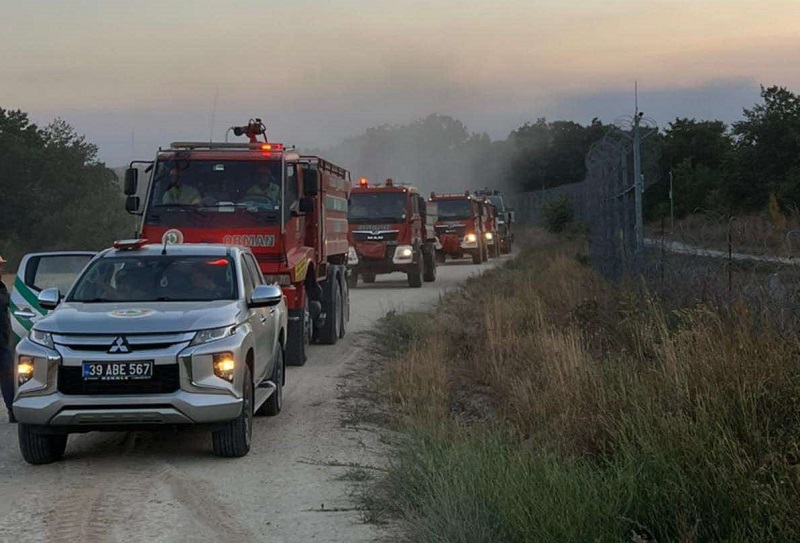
left=82, top=361, right=154, bottom=381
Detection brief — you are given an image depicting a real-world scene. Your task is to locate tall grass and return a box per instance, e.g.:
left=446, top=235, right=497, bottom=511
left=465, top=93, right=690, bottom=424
left=366, top=230, right=800, bottom=542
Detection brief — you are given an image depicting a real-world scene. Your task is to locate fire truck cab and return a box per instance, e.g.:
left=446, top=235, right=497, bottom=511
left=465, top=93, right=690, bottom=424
left=347, top=178, right=436, bottom=288
left=123, top=118, right=351, bottom=367
left=430, top=191, right=488, bottom=265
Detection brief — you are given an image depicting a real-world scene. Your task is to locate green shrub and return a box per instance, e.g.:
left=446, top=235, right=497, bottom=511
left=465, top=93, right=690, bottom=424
left=541, top=195, right=574, bottom=233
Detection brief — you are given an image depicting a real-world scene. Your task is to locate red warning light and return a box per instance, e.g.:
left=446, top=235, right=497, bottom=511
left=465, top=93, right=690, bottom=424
left=207, top=259, right=229, bottom=266
left=259, top=143, right=284, bottom=152
left=358, top=178, right=369, bottom=187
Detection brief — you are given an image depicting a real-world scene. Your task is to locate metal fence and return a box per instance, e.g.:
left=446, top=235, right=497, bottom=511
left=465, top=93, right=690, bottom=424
left=516, top=122, right=800, bottom=331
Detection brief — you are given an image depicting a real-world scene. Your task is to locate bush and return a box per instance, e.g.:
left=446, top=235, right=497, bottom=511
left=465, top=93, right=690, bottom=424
left=365, top=229, right=800, bottom=542
left=541, top=195, right=574, bottom=233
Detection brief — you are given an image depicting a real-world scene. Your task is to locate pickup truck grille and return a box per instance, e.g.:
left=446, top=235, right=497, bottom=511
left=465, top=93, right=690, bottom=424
left=58, top=365, right=181, bottom=395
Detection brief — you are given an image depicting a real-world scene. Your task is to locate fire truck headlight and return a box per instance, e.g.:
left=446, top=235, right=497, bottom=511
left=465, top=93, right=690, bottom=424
left=465, top=233, right=477, bottom=243
left=484, top=232, right=493, bottom=240
left=393, top=245, right=414, bottom=264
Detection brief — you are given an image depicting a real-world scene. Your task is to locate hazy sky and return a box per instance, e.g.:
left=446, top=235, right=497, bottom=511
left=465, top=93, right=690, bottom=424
left=2, top=0, right=798, bottom=165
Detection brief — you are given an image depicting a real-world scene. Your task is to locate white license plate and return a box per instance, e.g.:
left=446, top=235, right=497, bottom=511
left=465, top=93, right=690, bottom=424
left=82, top=361, right=154, bottom=381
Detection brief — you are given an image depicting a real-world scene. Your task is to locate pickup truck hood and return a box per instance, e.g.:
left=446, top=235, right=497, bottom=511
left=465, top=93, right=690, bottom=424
left=34, top=301, right=244, bottom=335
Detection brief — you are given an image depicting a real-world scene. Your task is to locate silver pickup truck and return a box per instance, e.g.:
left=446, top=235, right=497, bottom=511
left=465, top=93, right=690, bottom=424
left=12, top=241, right=287, bottom=464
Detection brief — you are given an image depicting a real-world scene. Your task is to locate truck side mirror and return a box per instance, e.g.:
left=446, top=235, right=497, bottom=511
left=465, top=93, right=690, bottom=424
left=124, top=168, right=138, bottom=195
left=299, top=197, right=315, bottom=214
left=303, top=170, right=320, bottom=196
left=507, top=210, right=516, bottom=224
left=38, top=288, right=61, bottom=311
left=125, top=196, right=141, bottom=214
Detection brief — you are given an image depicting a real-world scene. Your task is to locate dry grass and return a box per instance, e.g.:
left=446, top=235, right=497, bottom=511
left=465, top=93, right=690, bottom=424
left=366, top=228, right=800, bottom=542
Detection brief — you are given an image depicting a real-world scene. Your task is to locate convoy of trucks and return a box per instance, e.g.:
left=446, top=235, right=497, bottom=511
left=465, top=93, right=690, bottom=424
left=7, top=117, right=515, bottom=463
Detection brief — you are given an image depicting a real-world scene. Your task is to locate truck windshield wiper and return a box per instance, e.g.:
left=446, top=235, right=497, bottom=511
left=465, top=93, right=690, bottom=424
left=152, top=204, right=205, bottom=213
left=80, top=297, right=112, bottom=303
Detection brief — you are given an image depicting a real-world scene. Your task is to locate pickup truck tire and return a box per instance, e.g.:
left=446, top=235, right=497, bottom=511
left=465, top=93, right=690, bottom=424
left=212, top=365, right=253, bottom=458
left=18, top=425, right=68, bottom=465
left=260, top=348, right=284, bottom=417
left=317, top=270, right=341, bottom=345
left=286, top=296, right=309, bottom=367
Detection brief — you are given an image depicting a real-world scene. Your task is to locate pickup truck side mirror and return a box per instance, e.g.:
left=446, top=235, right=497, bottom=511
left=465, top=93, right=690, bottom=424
left=250, top=284, right=283, bottom=308
left=303, top=170, right=320, bottom=196
left=124, top=168, right=138, bottom=195
left=299, top=197, right=315, bottom=214
left=38, top=288, right=61, bottom=311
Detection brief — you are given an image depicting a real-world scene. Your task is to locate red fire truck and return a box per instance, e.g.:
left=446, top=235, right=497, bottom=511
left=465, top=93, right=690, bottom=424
left=123, top=119, right=351, bottom=367
left=346, top=178, right=437, bottom=288
left=474, top=189, right=514, bottom=254
left=480, top=197, right=501, bottom=259
left=430, top=191, right=488, bottom=264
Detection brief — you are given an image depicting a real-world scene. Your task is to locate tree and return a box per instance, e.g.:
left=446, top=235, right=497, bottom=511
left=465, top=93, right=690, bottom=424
left=732, top=85, right=800, bottom=209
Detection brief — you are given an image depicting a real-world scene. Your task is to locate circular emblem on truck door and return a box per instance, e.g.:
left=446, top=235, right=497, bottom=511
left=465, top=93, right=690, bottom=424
left=162, top=229, right=184, bottom=244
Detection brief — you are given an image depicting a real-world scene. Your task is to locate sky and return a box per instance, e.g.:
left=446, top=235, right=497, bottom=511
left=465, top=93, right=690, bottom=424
left=1, top=0, right=798, bottom=166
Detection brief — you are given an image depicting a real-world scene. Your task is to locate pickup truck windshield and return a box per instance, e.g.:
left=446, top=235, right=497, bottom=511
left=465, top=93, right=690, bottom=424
left=348, top=192, right=407, bottom=224
left=436, top=199, right=472, bottom=220
left=69, top=255, right=238, bottom=303
left=144, top=159, right=297, bottom=228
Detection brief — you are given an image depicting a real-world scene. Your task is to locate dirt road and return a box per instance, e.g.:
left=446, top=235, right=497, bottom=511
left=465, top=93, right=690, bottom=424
left=0, top=258, right=503, bottom=543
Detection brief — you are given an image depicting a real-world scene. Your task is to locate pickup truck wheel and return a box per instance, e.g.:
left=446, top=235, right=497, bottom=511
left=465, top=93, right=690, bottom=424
left=212, top=365, right=253, bottom=458
left=423, top=249, right=436, bottom=282
left=260, top=347, right=284, bottom=417
left=18, top=425, right=68, bottom=465
left=286, top=296, right=309, bottom=367
left=361, top=273, right=376, bottom=284
left=317, top=273, right=341, bottom=345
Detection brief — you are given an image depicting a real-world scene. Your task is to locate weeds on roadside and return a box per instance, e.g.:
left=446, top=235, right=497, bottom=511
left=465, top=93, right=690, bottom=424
left=364, top=229, right=800, bottom=542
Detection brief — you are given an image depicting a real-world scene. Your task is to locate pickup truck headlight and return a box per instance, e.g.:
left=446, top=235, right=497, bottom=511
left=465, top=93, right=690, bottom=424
left=29, top=329, right=54, bottom=349
left=17, top=356, right=35, bottom=385
left=190, top=326, right=235, bottom=346
left=212, top=352, right=236, bottom=382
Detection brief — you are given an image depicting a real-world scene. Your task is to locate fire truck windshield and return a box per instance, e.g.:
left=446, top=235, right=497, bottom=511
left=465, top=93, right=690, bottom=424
left=488, top=195, right=505, bottom=211
left=348, top=192, right=407, bottom=224
left=436, top=199, right=472, bottom=220
left=145, top=159, right=296, bottom=226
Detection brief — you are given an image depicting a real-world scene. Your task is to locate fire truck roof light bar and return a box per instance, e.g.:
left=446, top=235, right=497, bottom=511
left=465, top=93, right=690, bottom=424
left=167, top=142, right=289, bottom=151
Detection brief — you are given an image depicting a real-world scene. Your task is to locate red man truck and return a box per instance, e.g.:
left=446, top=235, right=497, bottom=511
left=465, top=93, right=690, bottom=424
left=474, top=189, right=514, bottom=254
left=347, top=178, right=437, bottom=288
left=123, top=118, right=351, bottom=367
left=430, top=191, right=488, bottom=264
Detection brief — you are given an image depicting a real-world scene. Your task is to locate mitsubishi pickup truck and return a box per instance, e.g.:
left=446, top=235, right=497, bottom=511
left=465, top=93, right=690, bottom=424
left=12, top=240, right=287, bottom=464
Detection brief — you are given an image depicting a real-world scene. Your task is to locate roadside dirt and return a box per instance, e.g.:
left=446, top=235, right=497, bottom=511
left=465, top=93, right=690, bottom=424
left=0, top=258, right=504, bottom=543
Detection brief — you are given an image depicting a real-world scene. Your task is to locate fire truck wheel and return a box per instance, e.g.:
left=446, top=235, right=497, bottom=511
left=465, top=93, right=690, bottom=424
left=362, top=273, right=376, bottom=283
left=339, top=273, right=348, bottom=339
left=423, top=250, right=436, bottom=282
left=481, top=241, right=489, bottom=263
left=435, top=250, right=445, bottom=264
left=407, top=258, right=423, bottom=288
left=471, top=249, right=482, bottom=265
left=286, top=297, right=309, bottom=366
left=492, top=242, right=500, bottom=258
left=318, top=273, right=341, bottom=345
left=347, top=270, right=358, bottom=289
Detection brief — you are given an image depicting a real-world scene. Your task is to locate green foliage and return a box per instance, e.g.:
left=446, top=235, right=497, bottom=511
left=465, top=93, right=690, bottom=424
left=0, top=108, right=135, bottom=266
left=508, top=118, right=606, bottom=192
left=541, top=195, right=574, bottom=233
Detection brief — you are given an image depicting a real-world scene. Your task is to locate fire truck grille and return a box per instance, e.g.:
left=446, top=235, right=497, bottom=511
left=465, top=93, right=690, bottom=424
left=352, top=231, right=399, bottom=243
left=435, top=225, right=466, bottom=237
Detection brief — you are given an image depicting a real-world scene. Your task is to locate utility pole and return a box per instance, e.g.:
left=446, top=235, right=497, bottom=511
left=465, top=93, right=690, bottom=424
left=633, top=82, right=644, bottom=253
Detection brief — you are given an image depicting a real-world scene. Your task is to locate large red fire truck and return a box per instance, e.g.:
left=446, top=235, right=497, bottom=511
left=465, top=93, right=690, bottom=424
left=430, top=191, right=487, bottom=264
left=474, top=189, right=514, bottom=254
left=123, top=119, right=351, bottom=367
left=480, top=197, right=501, bottom=259
left=346, top=178, right=437, bottom=288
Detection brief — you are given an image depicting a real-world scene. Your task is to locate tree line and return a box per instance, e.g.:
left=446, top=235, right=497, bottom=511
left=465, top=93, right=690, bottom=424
left=0, top=109, right=135, bottom=268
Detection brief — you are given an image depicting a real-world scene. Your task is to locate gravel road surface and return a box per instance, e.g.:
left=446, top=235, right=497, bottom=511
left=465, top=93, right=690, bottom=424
left=0, top=257, right=503, bottom=543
